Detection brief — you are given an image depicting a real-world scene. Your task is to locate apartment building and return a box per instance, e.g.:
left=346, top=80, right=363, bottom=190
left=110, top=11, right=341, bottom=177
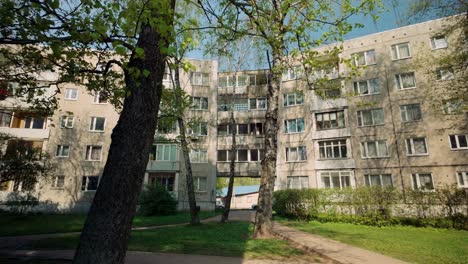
left=0, top=16, right=466, bottom=212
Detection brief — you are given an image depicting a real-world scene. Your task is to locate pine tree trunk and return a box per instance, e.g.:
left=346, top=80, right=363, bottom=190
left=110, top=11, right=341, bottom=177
left=221, top=111, right=236, bottom=223
left=72, top=2, right=176, bottom=263
left=253, top=52, right=282, bottom=238
left=174, top=65, right=199, bottom=224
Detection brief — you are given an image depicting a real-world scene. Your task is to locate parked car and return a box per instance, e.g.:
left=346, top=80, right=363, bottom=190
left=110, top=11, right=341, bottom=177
left=216, top=200, right=225, bottom=209
left=251, top=204, right=258, bottom=210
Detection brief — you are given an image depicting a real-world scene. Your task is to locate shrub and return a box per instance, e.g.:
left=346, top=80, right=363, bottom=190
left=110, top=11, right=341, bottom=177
left=139, top=182, right=177, bottom=216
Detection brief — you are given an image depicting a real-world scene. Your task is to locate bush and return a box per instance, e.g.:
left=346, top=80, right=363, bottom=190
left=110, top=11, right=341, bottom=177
left=139, top=182, right=177, bottom=216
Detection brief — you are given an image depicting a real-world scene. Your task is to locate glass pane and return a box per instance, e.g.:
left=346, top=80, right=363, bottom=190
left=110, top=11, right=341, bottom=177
left=217, top=150, right=227, bottom=161
left=458, top=173, right=465, bottom=186
left=359, top=81, right=369, bottom=94
left=296, top=93, right=304, bottom=104
left=91, top=147, right=101, bottom=160
left=32, top=118, right=44, bottom=129
left=371, top=175, right=381, bottom=186
left=363, top=111, right=373, bottom=126
left=250, top=99, right=257, bottom=109
left=370, top=79, right=380, bottom=93
left=287, top=94, right=295, bottom=106
left=95, top=118, right=105, bottom=131
left=373, top=109, right=384, bottom=125
left=399, top=44, right=410, bottom=58
left=391, top=46, right=398, bottom=59
left=412, top=174, right=418, bottom=189
left=378, top=141, right=388, bottom=156
left=322, top=176, right=331, bottom=188
left=364, top=176, right=370, bottom=186
left=337, top=111, right=344, bottom=127
left=420, top=174, right=433, bottom=189
left=332, top=176, right=341, bottom=188
left=401, top=73, right=415, bottom=88
left=163, top=145, right=170, bottom=160
left=289, top=148, right=298, bottom=161
left=297, top=119, right=304, bottom=132
left=250, top=150, right=259, bottom=161
left=300, top=177, right=309, bottom=189
left=366, top=50, right=376, bottom=64
left=342, top=176, right=350, bottom=188
left=458, top=136, right=467, bottom=148
left=288, top=120, right=296, bottom=133
left=367, top=142, right=377, bottom=157
left=413, top=138, right=427, bottom=154
left=382, top=175, right=393, bottom=187
left=238, top=149, right=248, bottom=161
left=88, top=177, right=98, bottom=190
left=201, top=98, right=208, bottom=109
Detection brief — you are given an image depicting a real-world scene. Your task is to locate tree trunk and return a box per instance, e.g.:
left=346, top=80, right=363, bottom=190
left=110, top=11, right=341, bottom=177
left=73, top=2, right=176, bottom=263
left=174, top=65, right=199, bottom=225
left=253, top=52, right=282, bottom=238
left=221, top=111, right=236, bottom=223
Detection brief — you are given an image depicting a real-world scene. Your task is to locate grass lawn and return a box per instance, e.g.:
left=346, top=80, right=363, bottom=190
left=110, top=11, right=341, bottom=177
left=278, top=218, right=468, bottom=264
left=0, top=211, right=219, bottom=236
left=27, top=222, right=305, bottom=259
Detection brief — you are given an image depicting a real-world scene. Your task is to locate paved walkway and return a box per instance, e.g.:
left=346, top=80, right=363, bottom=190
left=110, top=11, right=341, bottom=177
left=0, top=210, right=408, bottom=264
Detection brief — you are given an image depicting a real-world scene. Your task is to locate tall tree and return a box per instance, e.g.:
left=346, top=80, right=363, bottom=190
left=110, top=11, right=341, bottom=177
left=198, top=0, right=381, bottom=237
left=0, top=1, right=177, bottom=263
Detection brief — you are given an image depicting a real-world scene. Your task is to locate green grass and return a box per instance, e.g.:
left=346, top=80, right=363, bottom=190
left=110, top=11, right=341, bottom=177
left=0, top=211, right=219, bottom=236
left=277, top=218, right=468, bottom=264
left=28, top=222, right=304, bottom=258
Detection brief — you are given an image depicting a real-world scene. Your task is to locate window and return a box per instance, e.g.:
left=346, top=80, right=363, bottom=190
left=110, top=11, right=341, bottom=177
left=237, top=149, right=248, bottom=162
left=286, top=146, right=307, bottom=162
left=412, top=173, right=434, bottom=190
left=194, top=177, right=207, bottom=192
left=283, top=92, right=304, bottom=107
left=435, top=67, right=454, bottom=81
left=151, top=144, right=178, bottom=161
left=249, top=123, right=263, bottom=136
left=284, top=118, right=305, bottom=133
left=431, top=36, right=448, bottom=49
left=395, top=72, right=416, bottom=90
left=65, top=88, right=78, bottom=100
left=321, top=171, right=352, bottom=189
left=93, top=92, right=108, bottom=104
left=189, top=122, right=208, bottom=136
left=217, top=150, right=232, bottom=162
left=233, top=98, right=249, bottom=111
left=218, top=99, right=230, bottom=111
left=391, top=42, right=411, bottom=60
left=157, top=118, right=177, bottom=133
left=217, top=124, right=233, bottom=136
left=148, top=173, right=175, bottom=191
left=449, top=135, right=468, bottom=150
left=85, top=145, right=102, bottom=161
left=357, top=108, right=384, bottom=127
left=353, top=78, right=380, bottom=95
left=249, top=98, right=267, bottom=110
left=190, top=149, right=208, bottom=163
left=236, top=75, right=249, bottom=87
left=60, top=115, right=74, bottom=128
left=52, top=176, right=65, bottom=189
left=318, top=139, right=347, bottom=159
left=282, top=65, right=302, bottom=81
left=81, top=176, right=99, bottom=191
left=0, top=111, right=12, bottom=127
left=442, top=100, right=463, bottom=114
left=287, top=176, right=309, bottom=189
left=364, top=174, right=393, bottom=187
left=24, top=117, right=45, bottom=129
left=237, top=124, right=249, bottom=135
left=457, top=172, right=468, bottom=188
left=191, top=72, right=209, bottom=86
left=218, top=76, right=235, bottom=88
left=406, top=137, right=428, bottom=156
left=191, top=97, right=209, bottom=110
left=12, top=180, right=35, bottom=192
left=89, top=117, right=105, bottom=132
left=351, top=50, right=376, bottom=66
left=218, top=75, right=253, bottom=88
left=56, top=145, right=70, bottom=158
left=361, top=140, right=388, bottom=158
left=400, top=104, right=422, bottom=122
left=316, top=111, right=345, bottom=130
left=250, top=149, right=264, bottom=161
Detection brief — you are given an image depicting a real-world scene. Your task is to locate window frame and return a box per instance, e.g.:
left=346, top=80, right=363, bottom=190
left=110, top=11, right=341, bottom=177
left=191, top=97, right=209, bottom=110
left=357, top=108, right=385, bottom=127
left=51, top=176, right=65, bottom=189
left=449, top=135, right=468, bottom=150
left=249, top=98, right=267, bottom=110
left=85, top=145, right=103, bottom=161
left=400, top=104, right=422, bottom=122
left=81, top=176, right=99, bottom=191
left=457, top=172, right=468, bottom=188
left=412, top=173, right=434, bottom=190
left=353, top=78, right=380, bottom=96
left=190, top=149, right=208, bottom=163
left=351, top=49, right=376, bottom=66
left=315, top=110, right=345, bottom=130
left=64, top=88, right=79, bottom=100
left=391, top=42, right=411, bottom=60
left=430, top=35, right=448, bottom=50
left=287, top=176, right=309, bottom=189
left=364, top=174, right=393, bottom=187
left=152, top=144, right=179, bottom=162
left=56, top=145, right=70, bottom=158
left=190, top=72, right=210, bottom=86
left=285, top=146, right=307, bottom=162
left=193, top=176, right=208, bottom=192
left=283, top=92, right=304, bottom=107
left=406, top=137, right=429, bottom=156
left=318, top=139, right=348, bottom=160
left=284, top=118, right=305, bottom=134
left=60, top=115, right=74, bottom=128
left=360, top=140, right=389, bottom=158
left=93, top=91, right=108, bottom=104
left=189, top=122, right=208, bottom=136
left=395, top=72, right=416, bottom=90
left=320, top=171, right=353, bottom=189
left=89, top=116, right=106, bottom=132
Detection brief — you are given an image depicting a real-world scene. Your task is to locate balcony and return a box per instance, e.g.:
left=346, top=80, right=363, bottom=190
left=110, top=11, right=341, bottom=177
left=146, top=160, right=180, bottom=171
left=216, top=162, right=261, bottom=177
left=0, top=127, right=50, bottom=139
left=314, top=158, right=355, bottom=170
